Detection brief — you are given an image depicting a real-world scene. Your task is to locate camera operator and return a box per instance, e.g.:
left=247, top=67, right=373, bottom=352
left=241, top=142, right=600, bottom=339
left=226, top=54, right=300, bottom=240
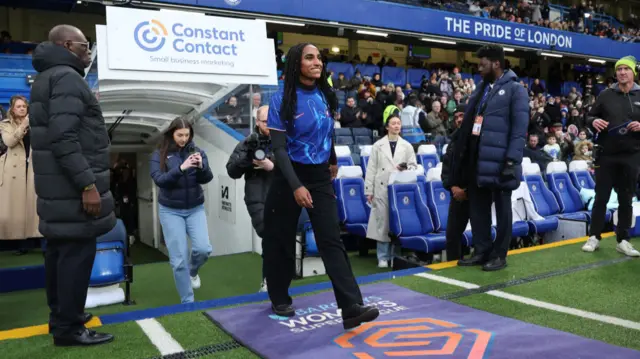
left=226, top=105, right=275, bottom=291
left=582, top=56, right=640, bottom=257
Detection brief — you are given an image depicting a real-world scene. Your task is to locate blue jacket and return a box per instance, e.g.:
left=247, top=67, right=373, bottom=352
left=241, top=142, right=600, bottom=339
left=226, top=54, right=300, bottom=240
left=150, top=144, right=214, bottom=209
left=451, top=70, right=529, bottom=191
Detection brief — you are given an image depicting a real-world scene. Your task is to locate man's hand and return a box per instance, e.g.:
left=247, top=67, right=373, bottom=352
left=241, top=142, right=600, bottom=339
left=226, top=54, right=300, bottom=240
left=451, top=186, right=467, bottom=201
left=253, top=158, right=274, bottom=171
left=330, top=164, right=338, bottom=180
left=627, top=121, right=640, bottom=132
left=294, top=186, right=314, bottom=208
left=82, top=185, right=101, bottom=217
left=592, top=119, right=609, bottom=132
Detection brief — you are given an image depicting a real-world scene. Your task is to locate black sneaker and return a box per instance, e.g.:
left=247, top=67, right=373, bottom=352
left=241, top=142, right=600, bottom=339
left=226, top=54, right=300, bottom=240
left=272, top=304, right=295, bottom=317
left=342, top=304, right=379, bottom=330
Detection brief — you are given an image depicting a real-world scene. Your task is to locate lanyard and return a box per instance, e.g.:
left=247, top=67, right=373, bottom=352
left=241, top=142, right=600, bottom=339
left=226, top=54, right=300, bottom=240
left=476, top=84, right=492, bottom=116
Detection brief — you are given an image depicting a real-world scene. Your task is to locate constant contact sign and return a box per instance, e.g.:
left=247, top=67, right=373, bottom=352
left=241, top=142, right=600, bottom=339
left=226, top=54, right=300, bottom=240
left=105, top=7, right=272, bottom=76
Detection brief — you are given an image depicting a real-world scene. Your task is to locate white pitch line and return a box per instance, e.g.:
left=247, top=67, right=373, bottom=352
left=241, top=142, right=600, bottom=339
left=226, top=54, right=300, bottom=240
left=414, top=272, right=640, bottom=331
left=137, top=318, right=184, bottom=356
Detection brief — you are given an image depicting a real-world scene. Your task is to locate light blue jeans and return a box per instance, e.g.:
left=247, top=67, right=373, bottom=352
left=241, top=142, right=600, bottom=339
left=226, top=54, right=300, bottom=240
left=158, top=204, right=212, bottom=303
left=377, top=241, right=401, bottom=262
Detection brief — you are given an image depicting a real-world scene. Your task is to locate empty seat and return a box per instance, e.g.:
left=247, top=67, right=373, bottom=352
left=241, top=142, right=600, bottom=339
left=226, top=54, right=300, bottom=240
left=355, top=135, right=373, bottom=145
left=334, top=166, right=369, bottom=237
left=388, top=171, right=446, bottom=253
left=359, top=145, right=372, bottom=175
left=522, top=163, right=561, bottom=233
left=335, top=145, right=354, bottom=167
left=352, top=127, right=373, bottom=138
left=355, top=64, right=379, bottom=79
left=334, top=128, right=353, bottom=137
left=335, top=135, right=354, bottom=146
left=381, top=66, right=406, bottom=86
left=569, top=160, right=595, bottom=190
left=401, top=127, right=426, bottom=144
left=416, top=144, right=439, bottom=171
left=546, top=162, right=590, bottom=221
left=90, top=219, right=128, bottom=286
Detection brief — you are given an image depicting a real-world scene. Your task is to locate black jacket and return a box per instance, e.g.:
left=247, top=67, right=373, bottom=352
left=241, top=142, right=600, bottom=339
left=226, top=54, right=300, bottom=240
left=225, top=130, right=273, bottom=237
left=587, top=82, right=640, bottom=157
left=29, top=42, right=116, bottom=239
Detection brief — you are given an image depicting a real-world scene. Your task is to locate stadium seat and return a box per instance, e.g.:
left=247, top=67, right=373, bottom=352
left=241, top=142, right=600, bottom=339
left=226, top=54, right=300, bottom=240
left=522, top=163, right=560, bottom=234
left=355, top=64, right=379, bottom=79
left=388, top=171, right=446, bottom=253
left=335, top=145, right=354, bottom=167
left=91, top=219, right=129, bottom=286
left=335, top=135, right=355, bottom=146
left=327, top=62, right=355, bottom=81
left=416, top=144, right=439, bottom=171
left=401, top=127, right=426, bottom=144
left=360, top=145, right=372, bottom=175
left=546, top=162, right=590, bottom=221
left=568, top=160, right=595, bottom=190
left=334, top=166, right=369, bottom=237
left=381, top=66, right=406, bottom=86
left=406, top=69, right=430, bottom=88
left=303, top=221, right=320, bottom=257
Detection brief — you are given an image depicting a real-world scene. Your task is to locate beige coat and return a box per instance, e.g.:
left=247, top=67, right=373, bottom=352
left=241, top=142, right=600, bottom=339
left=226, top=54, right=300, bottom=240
left=364, top=136, right=417, bottom=243
left=0, top=119, right=41, bottom=240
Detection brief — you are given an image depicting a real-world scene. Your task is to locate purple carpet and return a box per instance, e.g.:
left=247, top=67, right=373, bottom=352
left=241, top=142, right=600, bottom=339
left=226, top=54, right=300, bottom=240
left=205, top=283, right=639, bottom=359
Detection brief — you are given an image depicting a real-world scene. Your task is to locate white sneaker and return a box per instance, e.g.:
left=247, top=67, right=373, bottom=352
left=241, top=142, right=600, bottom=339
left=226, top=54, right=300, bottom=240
left=378, top=260, right=389, bottom=268
left=259, top=279, right=268, bottom=293
left=582, top=236, right=600, bottom=252
left=190, top=274, right=201, bottom=289
left=616, top=240, right=640, bottom=257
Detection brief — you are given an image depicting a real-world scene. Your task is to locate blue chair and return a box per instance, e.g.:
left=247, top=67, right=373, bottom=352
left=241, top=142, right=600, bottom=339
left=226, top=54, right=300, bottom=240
left=569, top=160, right=595, bottom=191
left=359, top=145, right=372, bottom=175
left=334, top=166, right=369, bottom=237
left=416, top=144, right=439, bottom=172
left=546, top=162, right=591, bottom=221
left=401, top=127, right=426, bottom=145
left=90, top=219, right=133, bottom=304
left=335, top=145, right=355, bottom=168
left=388, top=171, right=446, bottom=254
left=522, top=163, right=560, bottom=234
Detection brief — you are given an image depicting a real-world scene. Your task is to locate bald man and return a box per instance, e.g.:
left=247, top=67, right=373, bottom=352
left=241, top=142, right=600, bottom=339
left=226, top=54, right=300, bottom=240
left=226, top=105, right=274, bottom=291
left=30, top=25, right=115, bottom=346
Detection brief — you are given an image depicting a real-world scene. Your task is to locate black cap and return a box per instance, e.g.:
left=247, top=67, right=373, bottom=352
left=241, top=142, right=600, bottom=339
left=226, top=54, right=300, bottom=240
left=454, top=104, right=467, bottom=114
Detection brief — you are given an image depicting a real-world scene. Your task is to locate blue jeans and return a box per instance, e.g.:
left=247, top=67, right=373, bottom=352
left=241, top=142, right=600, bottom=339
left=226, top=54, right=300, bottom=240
left=158, top=204, right=212, bottom=303
left=377, top=241, right=400, bottom=262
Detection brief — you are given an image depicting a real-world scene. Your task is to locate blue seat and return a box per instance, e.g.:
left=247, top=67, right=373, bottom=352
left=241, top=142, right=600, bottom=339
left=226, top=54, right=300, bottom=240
left=401, top=127, right=426, bottom=144
left=327, top=62, right=355, bottom=81
left=406, top=69, right=430, bottom=88
left=388, top=171, right=446, bottom=253
left=416, top=144, right=439, bottom=172
left=381, top=66, right=407, bottom=86
left=352, top=127, right=373, bottom=139
left=568, top=160, right=595, bottom=190
left=302, top=222, right=320, bottom=257
left=355, top=65, right=379, bottom=79
left=359, top=145, right=372, bottom=175
left=334, top=166, right=370, bottom=237
left=522, top=163, right=560, bottom=234
left=355, top=135, right=372, bottom=145
left=546, top=162, right=591, bottom=221
left=336, top=135, right=355, bottom=146
left=90, top=219, right=129, bottom=287
left=335, top=145, right=354, bottom=168
left=334, top=128, right=353, bottom=137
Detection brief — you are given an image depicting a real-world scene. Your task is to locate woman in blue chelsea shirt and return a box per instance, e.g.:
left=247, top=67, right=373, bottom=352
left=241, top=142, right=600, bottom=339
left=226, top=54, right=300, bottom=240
left=150, top=117, right=214, bottom=304
left=264, top=43, right=379, bottom=330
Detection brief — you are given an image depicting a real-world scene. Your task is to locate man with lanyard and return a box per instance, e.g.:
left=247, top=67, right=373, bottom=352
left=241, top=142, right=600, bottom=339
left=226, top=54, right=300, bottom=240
left=447, top=45, right=529, bottom=271
left=581, top=55, right=640, bottom=257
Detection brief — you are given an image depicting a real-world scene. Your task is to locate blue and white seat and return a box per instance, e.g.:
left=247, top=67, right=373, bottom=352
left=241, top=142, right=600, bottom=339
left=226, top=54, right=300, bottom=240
left=522, top=163, right=560, bottom=233
left=416, top=144, right=439, bottom=173
left=359, top=145, right=372, bottom=175
left=568, top=160, right=595, bottom=190
left=546, top=162, right=591, bottom=221
left=388, top=170, right=446, bottom=254
left=334, top=166, right=369, bottom=237
left=335, top=145, right=354, bottom=168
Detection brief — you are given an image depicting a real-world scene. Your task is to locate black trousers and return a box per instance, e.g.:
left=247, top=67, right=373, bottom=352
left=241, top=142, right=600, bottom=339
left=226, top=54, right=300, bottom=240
left=45, top=238, right=97, bottom=337
left=590, top=156, right=640, bottom=242
left=467, top=184, right=512, bottom=261
left=445, top=198, right=470, bottom=261
left=263, top=163, right=363, bottom=309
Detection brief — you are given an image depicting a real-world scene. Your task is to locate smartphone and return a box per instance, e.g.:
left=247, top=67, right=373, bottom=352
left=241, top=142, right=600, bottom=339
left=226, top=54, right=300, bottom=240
left=398, top=162, right=408, bottom=170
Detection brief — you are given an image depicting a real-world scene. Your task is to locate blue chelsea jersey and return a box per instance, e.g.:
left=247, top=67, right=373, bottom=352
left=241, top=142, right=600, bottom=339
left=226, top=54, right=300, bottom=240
left=267, top=86, right=334, bottom=165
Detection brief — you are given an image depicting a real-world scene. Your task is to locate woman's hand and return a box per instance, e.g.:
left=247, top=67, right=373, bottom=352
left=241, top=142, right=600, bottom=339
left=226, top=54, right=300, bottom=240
left=180, top=156, right=198, bottom=171
left=294, top=186, right=313, bottom=208
left=367, top=195, right=373, bottom=204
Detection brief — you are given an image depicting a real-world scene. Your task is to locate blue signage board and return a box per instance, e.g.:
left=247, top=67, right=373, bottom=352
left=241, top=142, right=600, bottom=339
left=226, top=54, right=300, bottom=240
left=153, top=0, right=638, bottom=60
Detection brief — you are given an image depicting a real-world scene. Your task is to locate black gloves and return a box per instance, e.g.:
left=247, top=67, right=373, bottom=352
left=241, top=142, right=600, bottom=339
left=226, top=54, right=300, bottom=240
left=501, top=161, right=516, bottom=181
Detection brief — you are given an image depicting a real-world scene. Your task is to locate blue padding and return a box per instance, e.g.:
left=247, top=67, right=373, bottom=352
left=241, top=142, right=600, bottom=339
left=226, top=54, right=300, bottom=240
left=528, top=217, right=559, bottom=234
left=327, top=62, right=354, bottom=80
left=360, top=155, right=369, bottom=175
left=512, top=221, right=531, bottom=237
left=381, top=66, right=406, bottom=86
left=0, top=265, right=46, bottom=293
left=303, top=222, right=320, bottom=257
left=462, top=227, right=497, bottom=247
left=406, top=69, right=430, bottom=87
left=417, top=153, right=439, bottom=171
left=355, top=65, right=379, bottom=79
left=570, top=171, right=595, bottom=190
left=525, top=175, right=561, bottom=217
left=337, top=156, right=354, bottom=167
left=91, top=219, right=127, bottom=286
left=546, top=172, right=590, bottom=221
left=335, top=135, right=354, bottom=145
left=351, top=127, right=372, bottom=137
left=335, top=175, right=370, bottom=237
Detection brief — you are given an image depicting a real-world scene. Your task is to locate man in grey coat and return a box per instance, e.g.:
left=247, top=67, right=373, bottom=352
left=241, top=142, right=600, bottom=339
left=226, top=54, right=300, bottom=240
left=30, top=25, right=115, bottom=346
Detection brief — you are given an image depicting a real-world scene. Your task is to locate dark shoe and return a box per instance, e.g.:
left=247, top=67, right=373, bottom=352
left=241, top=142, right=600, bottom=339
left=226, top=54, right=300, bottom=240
left=53, top=329, right=114, bottom=347
left=272, top=304, right=295, bottom=317
left=457, top=255, right=487, bottom=267
left=82, top=313, right=93, bottom=324
left=482, top=258, right=507, bottom=271
left=342, top=304, right=380, bottom=330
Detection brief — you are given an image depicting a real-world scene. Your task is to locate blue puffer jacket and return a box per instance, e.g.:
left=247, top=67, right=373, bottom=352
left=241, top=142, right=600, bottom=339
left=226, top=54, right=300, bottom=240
left=150, top=143, right=214, bottom=209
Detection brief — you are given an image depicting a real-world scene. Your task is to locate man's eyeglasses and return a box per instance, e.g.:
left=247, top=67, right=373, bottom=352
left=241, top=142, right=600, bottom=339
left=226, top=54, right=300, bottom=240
left=68, top=41, right=91, bottom=50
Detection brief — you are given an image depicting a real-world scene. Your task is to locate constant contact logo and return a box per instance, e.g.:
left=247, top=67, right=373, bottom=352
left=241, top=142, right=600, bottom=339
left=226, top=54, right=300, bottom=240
left=134, top=19, right=168, bottom=52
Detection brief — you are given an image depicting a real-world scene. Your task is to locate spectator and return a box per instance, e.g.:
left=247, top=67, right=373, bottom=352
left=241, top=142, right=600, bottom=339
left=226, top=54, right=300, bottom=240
left=543, top=135, right=561, bottom=160
left=340, top=96, right=362, bottom=128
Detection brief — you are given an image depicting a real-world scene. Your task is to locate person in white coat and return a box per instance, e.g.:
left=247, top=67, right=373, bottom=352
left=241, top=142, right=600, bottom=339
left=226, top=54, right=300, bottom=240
left=364, top=114, right=418, bottom=268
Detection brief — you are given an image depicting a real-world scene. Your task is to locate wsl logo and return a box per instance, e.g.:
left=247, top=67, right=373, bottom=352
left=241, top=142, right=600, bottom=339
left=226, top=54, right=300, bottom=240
left=134, top=20, right=168, bottom=52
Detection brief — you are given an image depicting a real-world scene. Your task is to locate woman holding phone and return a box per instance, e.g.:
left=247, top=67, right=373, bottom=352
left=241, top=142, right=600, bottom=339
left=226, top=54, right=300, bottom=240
left=150, top=116, right=214, bottom=304
left=364, top=114, right=417, bottom=268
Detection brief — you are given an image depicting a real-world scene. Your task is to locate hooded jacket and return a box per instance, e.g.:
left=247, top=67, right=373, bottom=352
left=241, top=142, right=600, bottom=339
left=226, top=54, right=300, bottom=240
left=29, top=42, right=116, bottom=239
left=587, top=82, right=640, bottom=157
left=448, top=70, right=529, bottom=191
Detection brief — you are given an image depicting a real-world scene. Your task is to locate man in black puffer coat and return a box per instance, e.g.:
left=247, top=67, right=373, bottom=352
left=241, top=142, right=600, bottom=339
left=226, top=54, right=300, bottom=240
left=226, top=106, right=274, bottom=291
left=30, top=25, right=115, bottom=347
